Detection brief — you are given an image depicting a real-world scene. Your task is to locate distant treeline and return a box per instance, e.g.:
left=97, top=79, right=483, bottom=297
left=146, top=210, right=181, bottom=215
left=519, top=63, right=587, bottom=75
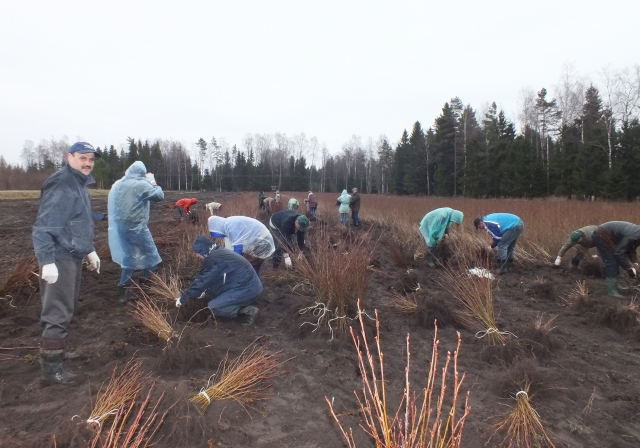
left=3, top=67, right=640, bottom=199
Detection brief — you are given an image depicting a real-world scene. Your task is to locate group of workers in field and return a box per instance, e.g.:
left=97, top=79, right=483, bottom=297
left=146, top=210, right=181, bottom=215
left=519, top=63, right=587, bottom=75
left=420, top=207, right=640, bottom=298
left=31, top=141, right=639, bottom=387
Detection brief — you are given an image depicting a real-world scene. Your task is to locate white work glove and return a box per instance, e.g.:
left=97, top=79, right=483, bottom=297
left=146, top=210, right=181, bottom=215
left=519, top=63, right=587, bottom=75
left=554, top=256, right=562, bottom=266
left=628, top=267, right=637, bottom=279
left=87, top=251, right=101, bottom=274
left=487, top=246, right=493, bottom=253
left=41, top=263, right=59, bottom=284
left=283, top=253, right=292, bottom=269
left=297, top=253, right=304, bottom=261
left=175, top=297, right=182, bottom=308
left=145, top=173, right=157, bottom=186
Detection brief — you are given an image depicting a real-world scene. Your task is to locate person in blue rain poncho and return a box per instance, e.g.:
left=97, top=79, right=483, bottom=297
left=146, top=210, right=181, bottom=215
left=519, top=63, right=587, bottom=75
left=419, top=207, right=464, bottom=268
left=337, top=189, right=351, bottom=226
left=175, top=236, right=263, bottom=325
left=108, top=161, right=164, bottom=302
left=208, top=215, right=275, bottom=275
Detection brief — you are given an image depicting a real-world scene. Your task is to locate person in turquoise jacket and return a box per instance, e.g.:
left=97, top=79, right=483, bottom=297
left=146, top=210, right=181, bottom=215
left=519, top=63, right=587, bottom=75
left=419, top=208, right=464, bottom=267
left=474, top=213, right=524, bottom=274
left=337, top=189, right=351, bottom=226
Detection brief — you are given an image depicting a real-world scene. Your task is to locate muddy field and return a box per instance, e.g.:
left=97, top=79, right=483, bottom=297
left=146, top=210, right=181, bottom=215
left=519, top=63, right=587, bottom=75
left=1, top=191, right=639, bottom=447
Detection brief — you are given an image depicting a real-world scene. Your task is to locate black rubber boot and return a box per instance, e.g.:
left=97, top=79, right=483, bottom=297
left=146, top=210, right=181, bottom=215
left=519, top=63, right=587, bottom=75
left=238, top=306, right=259, bottom=326
left=118, top=284, right=133, bottom=303
left=507, top=259, right=515, bottom=272
left=570, top=258, right=580, bottom=269
left=496, top=259, right=508, bottom=274
left=40, top=350, right=86, bottom=386
left=426, top=253, right=437, bottom=268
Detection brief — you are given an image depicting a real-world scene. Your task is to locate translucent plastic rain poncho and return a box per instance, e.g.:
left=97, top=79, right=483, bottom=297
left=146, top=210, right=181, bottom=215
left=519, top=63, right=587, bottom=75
left=108, top=161, right=164, bottom=270
left=337, top=190, right=351, bottom=213
left=419, top=207, right=464, bottom=249
left=208, top=215, right=275, bottom=259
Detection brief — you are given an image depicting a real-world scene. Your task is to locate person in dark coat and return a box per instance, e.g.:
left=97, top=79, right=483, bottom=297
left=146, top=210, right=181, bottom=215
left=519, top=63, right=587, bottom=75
left=32, top=142, right=102, bottom=386
left=304, top=191, right=318, bottom=217
left=591, top=221, right=640, bottom=298
left=269, top=209, right=309, bottom=268
left=554, top=225, right=597, bottom=269
left=176, top=236, right=263, bottom=325
left=350, top=188, right=361, bottom=226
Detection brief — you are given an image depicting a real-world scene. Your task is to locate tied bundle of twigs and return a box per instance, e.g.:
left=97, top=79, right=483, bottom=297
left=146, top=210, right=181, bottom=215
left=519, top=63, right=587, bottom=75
left=129, top=296, right=177, bottom=345
left=326, top=300, right=470, bottom=447
left=489, top=384, right=556, bottom=447
left=190, top=341, right=287, bottom=413
left=439, top=260, right=510, bottom=345
left=141, top=271, right=182, bottom=304
left=87, top=358, right=149, bottom=428
left=90, top=384, right=171, bottom=448
left=386, top=289, right=419, bottom=316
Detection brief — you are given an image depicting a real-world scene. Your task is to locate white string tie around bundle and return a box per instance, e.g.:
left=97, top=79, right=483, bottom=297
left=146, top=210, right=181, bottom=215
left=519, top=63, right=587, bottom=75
left=475, top=327, right=518, bottom=339
left=85, top=409, right=119, bottom=426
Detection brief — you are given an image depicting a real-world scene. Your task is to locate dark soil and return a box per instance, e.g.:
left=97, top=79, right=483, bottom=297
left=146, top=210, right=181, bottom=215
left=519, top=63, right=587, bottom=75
left=1, top=192, right=639, bottom=447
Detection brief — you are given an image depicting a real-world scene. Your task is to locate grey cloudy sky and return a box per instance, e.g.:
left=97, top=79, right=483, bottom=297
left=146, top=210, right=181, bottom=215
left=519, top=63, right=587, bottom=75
left=1, top=0, right=638, bottom=165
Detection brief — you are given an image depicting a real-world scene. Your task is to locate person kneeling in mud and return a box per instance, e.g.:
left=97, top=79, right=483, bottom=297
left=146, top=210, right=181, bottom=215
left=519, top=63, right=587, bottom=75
left=175, top=236, right=263, bottom=325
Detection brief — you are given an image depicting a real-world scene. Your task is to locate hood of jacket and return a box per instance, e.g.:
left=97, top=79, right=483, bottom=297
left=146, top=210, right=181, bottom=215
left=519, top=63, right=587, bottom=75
left=193, top=235, right=214, bottom=257
left=208, top=216, right=227, bottom=238
left=124, top=161, right=147, bottom=179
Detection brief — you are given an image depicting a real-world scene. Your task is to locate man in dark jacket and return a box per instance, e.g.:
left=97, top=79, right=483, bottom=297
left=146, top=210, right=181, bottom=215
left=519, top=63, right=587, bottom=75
left=592, top=221, right=640, bottom=298
left=176, top=236, right=263, bottom=325
left=350, top=188, right=361, bottom=227
left=269, top=209, right=309, bottom=268
left=32, top=142, right=101, bottom=386
left=554, top=225, right=597, bottom=269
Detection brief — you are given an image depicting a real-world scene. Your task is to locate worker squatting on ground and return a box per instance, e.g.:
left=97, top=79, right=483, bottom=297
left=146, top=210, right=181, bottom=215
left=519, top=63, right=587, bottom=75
left=208, top=215, right=276, bottom=275
left=304, top=191, right=317, bottom=217
left=288, top=197, right=299, bottom=211
left=108, top=161, right=164, bottom=303
left=350, top=188, right=361, bottom=227
left=474, top=213, right=524, bottom=274
left=175, top=198, right=198, bottom=221
left=205, top=202, right=222, bottom=215
left=175, top=236, right=263, bottom=325
left=269, top=209, right=309, bottom=269
left=554, top=225, right=597, bottom=269
left=591, top=221, right=640, bottom=298
left=419, top=207, right=464, bottom=268
left=32, top=142, right=102, bottom=386
left=337, top=189, right=351, bottom=226
left=263, top=197, right=275, bottom=214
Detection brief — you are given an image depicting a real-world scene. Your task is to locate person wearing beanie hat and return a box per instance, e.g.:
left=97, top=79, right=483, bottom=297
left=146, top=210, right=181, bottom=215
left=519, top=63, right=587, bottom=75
left=554, top=225, right=597, bottom=269
left=268, top=209, right=308, bottom=269
left=419, top=207, right=464, bottom=268
left=208, top=215, right=276, bottom=275
left=175, top=236, right=263, bottom=325
left=474, top=213, right=524, bottom=274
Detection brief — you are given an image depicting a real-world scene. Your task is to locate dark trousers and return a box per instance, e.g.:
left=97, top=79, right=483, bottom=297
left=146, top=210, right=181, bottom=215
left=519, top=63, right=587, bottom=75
left=39, top=259, right=82, bottom=340
left=352, top=210, right=360, bottom=225
left=592, top=232, right=621, bottom=279
left=177, top=206, right=187, bottom=218
left=270, top=229, right=293, bottom=268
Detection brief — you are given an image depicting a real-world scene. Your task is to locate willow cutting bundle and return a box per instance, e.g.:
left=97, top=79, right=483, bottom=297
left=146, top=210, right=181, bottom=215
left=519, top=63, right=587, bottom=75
left=327, top=300, right=470, bottom=447
left=190, top=342, right=285, bottom=413
left=87, top=358, right=149, bottom=428
left=142, top=271, right=182, bottom=304
left=439, top=260, right=507, bottom=344
left=386, top=289, right=419, bottom=316
left=489, top=384, right=555, bottom=447
left=129, top=296, right=177, bottom=345
left=90, top=385, right=170, bottom=448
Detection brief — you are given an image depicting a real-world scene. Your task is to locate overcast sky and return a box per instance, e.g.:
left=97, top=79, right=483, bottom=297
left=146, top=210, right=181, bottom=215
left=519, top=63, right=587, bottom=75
left=1, top=0, right=638, bottom=165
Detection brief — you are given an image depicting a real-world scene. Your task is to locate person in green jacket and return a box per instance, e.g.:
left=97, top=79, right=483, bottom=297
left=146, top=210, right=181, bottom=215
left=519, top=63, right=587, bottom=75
left=337, top=189, right=351, bottom=226
left=419, top=207, right=464, bottom=267
left=554, top=225, right=597, bottom=269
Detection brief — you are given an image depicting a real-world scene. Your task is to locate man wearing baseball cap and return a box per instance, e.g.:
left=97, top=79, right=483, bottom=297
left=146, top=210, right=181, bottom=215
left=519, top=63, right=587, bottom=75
left=32, top=142, right=101, bottom=385
left=268, top=209, right=309, bottom=269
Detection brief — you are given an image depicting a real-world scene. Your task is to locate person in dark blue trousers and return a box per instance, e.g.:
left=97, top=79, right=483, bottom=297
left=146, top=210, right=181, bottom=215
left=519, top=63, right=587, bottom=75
left=175, top=236, right=263, bottom=325
left=474, top=213, right=524, bottom=274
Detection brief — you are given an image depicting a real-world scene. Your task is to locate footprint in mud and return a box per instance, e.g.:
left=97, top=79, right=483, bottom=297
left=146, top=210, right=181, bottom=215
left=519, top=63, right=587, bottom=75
left=11, top=316, right=38, bottom=326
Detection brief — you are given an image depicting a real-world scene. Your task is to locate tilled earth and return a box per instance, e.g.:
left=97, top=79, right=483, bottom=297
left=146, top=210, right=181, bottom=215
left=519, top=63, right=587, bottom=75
left=0, top=191, right=639, bottom=447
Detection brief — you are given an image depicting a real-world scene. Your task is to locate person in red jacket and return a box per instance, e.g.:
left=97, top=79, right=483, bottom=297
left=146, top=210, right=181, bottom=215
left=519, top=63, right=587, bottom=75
left=176, top=198, right=198, bottom=221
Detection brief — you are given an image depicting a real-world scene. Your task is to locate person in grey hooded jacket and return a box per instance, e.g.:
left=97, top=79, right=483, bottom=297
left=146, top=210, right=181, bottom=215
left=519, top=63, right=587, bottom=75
left=32, top=142, right=102, bottom=386
left=176, top=236, right=263, bottom=325
left=592, top=221, right=640, bottom=298
left=108, top=161, right=164, bottom=302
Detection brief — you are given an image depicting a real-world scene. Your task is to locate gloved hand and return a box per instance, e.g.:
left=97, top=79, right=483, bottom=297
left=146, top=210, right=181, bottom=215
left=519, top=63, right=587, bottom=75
left=297, top=253, right=304, bottom=261
left=628, top=267, right=636, bottom=278
left=41, top=263, right=59, bottom=284
left=87, top=251, right=101, bottom=273
left=554, top=256, right=562, bottom=266
left=487, top=246, right=493, bottom=253
left=175, top=297, right=182, bottom=308
left=145, top=173, right=157, bottom=186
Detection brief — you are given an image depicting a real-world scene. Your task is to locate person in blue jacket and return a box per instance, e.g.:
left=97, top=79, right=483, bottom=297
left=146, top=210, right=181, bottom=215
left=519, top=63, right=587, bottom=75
left=108, top=161, right=164, bottom=302
left=474, top=213, right=524, bottom=274
left=176, top=236, right=263, bottom=325
left=208, top=215, right=275, bottom=275
left=419, top=207, right=464, bottom=267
